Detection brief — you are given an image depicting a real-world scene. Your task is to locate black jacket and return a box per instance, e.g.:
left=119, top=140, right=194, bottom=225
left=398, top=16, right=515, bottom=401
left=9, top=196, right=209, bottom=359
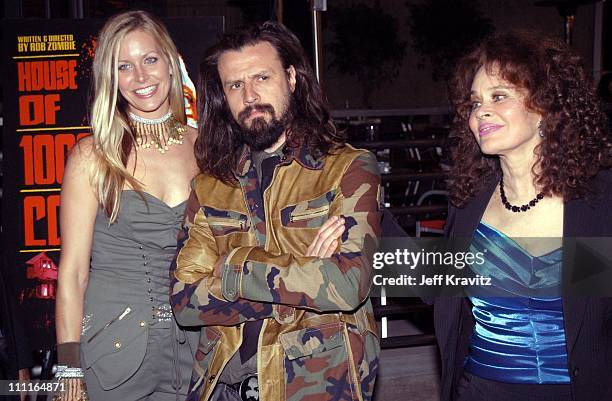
left=434, top=170, right=612, bottom=401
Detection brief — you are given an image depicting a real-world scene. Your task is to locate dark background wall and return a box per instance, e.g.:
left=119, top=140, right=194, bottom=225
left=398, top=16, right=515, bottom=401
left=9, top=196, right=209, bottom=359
left=324, top=0, right=601, bottom=109
left=2, top=0, right=610, bottom=111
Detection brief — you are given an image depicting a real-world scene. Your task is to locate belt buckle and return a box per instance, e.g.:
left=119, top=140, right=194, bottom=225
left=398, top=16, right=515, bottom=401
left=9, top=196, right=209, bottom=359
left=238, top=375, right=258, bottom=401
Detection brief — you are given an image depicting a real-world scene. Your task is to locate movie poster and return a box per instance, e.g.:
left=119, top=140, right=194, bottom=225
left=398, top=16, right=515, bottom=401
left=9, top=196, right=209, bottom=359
left=1, top=17, right=223, bottom=352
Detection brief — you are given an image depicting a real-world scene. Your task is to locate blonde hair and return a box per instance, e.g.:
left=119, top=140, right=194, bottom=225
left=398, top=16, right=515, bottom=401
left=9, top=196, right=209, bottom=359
left=89, top=10, right=185, bottom=222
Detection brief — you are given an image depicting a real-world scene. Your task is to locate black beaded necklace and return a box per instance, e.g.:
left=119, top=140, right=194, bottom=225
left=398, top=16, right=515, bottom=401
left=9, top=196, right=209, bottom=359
left=499, top=175, right=544, bottom=213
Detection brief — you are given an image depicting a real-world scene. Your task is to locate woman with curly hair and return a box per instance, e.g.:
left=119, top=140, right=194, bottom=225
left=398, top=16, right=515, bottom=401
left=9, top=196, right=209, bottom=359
left=435, top=31, right=612, bottom=401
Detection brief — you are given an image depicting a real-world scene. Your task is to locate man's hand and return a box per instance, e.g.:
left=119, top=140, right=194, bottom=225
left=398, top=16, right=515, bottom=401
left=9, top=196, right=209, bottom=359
left=306, top=216, right=345, bottom=258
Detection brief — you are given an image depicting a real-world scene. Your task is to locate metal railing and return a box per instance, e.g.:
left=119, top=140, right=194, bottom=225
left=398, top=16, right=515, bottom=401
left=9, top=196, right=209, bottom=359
left=340, top=115, right=447, bottom=350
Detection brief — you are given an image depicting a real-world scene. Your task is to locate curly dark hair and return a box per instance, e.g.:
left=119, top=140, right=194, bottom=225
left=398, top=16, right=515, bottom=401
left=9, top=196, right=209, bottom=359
left=447, top=30, right=611, bottom=207
left=196, top=21, right=344, bottom=184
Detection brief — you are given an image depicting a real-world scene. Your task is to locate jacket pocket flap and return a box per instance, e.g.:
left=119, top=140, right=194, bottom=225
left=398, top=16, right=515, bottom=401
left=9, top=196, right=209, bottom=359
left=203, top=206, right=250, bottom=235
left=279, top=323, right=344, bottom=361
left=280, top=190, right=337, bottom=228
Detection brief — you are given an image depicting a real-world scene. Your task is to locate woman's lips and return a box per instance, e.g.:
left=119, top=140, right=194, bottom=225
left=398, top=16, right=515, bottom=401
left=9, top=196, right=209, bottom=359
left=479, top=123, right=503, bottom=136
left=133, top=84, right=158, bottom=98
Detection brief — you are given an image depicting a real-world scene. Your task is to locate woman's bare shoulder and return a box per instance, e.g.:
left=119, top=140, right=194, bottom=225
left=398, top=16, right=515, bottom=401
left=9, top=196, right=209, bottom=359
left=66, top=135, right=97, bottom=171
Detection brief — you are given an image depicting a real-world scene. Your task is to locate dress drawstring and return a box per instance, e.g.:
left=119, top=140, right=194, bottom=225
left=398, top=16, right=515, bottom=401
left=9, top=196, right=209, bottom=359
left=172, top=322, right=187, bottom=401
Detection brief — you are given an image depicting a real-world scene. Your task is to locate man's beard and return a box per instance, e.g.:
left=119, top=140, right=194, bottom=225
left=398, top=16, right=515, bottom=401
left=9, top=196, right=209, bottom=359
left=234, top=98, right=295, bottom=151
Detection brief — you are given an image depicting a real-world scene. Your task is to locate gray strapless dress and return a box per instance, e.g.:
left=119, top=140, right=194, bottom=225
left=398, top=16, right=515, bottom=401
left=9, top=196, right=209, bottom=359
left=80, top=191, right=197, bottom=401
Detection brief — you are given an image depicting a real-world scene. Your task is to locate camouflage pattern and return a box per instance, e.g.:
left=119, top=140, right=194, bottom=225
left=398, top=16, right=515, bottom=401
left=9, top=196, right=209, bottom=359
left=236, top=151, right=267, bottom=246
left=280, top=190, right=337, bottom=229
left=171, top=143, right=381, bottom=401
left=204, top=206, right=250, bottom=236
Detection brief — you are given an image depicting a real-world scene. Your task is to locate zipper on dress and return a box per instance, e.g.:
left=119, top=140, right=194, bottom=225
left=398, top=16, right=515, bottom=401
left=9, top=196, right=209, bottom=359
left=86, top=306, right=132, bottom=343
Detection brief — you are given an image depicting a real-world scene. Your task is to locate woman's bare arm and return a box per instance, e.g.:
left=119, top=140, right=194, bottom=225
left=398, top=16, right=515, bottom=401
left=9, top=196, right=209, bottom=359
left=55, top=137, right=98, bottom=344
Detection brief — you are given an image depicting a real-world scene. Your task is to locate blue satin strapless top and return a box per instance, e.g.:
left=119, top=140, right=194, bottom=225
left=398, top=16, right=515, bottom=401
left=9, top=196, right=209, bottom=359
left=464, top=222, right=570, bottom=384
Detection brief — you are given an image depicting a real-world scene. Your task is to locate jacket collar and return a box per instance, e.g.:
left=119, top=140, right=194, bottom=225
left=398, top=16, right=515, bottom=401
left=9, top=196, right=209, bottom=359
left=450, top=179, right=497, bottom=237
left=235, top=140, right=325, bottom=177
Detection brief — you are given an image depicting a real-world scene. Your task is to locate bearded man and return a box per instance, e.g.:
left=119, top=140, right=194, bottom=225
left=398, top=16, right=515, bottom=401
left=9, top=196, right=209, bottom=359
left=170, top=21, right=381, bottom=401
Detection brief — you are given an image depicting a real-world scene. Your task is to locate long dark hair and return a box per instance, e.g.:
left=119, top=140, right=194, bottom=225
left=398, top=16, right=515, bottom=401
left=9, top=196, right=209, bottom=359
left=447, top=31, right=611, bottom=206
left=195, top=21, right=344, bottom=184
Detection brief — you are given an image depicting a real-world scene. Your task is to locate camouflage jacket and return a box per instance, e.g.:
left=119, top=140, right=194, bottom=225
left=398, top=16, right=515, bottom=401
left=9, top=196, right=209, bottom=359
left=171, top=143, right=381, bottom=401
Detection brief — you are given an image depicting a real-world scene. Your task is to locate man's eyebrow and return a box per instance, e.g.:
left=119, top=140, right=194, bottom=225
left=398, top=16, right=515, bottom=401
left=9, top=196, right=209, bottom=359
left=248, top=70, right=270, bottom=78
left=222, top=70, right=270, bottom=86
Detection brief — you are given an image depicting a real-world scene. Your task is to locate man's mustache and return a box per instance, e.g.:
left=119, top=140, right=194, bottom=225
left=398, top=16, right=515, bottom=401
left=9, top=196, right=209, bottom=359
left=238, top=104, right=275, bottom=123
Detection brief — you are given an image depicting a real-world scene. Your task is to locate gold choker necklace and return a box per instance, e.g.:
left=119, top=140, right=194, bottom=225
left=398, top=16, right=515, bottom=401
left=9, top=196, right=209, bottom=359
left=128, top=111, right=186, bottom=154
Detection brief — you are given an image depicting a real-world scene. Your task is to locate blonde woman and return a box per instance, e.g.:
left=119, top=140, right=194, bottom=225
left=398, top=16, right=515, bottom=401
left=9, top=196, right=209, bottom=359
left=55, top=10, right=198, bottom=401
